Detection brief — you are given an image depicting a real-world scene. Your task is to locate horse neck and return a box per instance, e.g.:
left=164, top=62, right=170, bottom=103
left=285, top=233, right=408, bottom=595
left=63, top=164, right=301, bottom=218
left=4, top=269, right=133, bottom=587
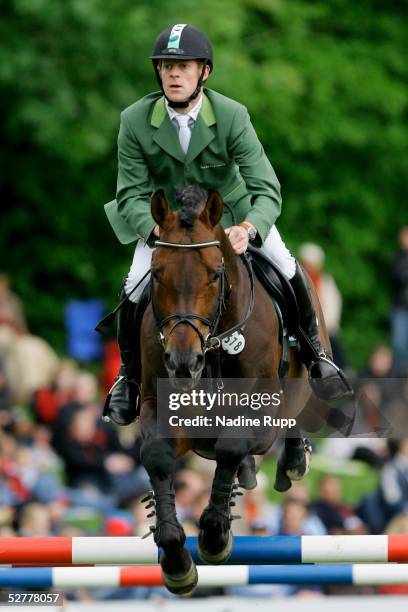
left=217, top=228, right=250, bottom=329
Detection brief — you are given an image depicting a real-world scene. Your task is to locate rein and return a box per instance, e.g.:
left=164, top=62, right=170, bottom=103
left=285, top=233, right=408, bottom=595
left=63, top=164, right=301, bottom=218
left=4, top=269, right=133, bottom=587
left=152, top=239, right=254, bottom=353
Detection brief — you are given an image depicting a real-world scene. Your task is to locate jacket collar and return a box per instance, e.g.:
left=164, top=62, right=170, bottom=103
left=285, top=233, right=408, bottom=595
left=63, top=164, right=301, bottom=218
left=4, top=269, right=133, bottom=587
left=151, top=92, right=216, bottom=163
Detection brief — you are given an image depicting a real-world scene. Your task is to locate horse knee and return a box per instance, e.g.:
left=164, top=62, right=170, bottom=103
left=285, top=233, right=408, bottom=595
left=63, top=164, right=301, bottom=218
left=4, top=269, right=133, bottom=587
left=140, top=439, right=175, bottom=479
left=237, top=455, right=258, bottom=490
left=214, top=439, right=250, bottom=469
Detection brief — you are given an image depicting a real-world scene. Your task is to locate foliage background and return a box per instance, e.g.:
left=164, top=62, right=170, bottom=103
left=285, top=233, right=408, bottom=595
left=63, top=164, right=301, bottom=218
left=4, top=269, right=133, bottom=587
left=1, top=0, right=407, bottom=366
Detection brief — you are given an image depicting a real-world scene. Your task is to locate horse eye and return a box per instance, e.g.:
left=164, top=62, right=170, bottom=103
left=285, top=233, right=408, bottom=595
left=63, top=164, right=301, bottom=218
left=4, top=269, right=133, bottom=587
left=210, top=271, right=221, bottom=283
left=151, top=269, right=160, bottom=280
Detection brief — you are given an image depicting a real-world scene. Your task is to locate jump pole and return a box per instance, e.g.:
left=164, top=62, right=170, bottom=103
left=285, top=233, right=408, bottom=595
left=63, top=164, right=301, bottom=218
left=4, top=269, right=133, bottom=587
left=0, top=564, right=408, bottom=588
left=1, top=536, right=408, bottom=565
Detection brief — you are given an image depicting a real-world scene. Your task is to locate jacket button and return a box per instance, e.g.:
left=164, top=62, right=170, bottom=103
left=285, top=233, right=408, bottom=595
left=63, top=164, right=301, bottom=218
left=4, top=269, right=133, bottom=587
left=185, top=165, right=191, bottom=172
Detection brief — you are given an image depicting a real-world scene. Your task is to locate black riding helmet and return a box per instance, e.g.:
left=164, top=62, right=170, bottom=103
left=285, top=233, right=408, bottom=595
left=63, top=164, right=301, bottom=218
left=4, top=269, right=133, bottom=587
left=151, top=24, right=213, bottom=109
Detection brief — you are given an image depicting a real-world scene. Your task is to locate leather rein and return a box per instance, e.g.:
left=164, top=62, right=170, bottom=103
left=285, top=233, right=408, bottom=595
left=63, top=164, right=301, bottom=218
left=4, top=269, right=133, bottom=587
left=151, top=239, right=254, bottom=353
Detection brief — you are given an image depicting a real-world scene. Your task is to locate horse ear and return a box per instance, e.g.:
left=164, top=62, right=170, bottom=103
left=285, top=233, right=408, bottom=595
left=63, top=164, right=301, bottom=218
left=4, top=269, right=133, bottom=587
left=201, top=190, right=224, bottom=228
left=151, top=189, right=172, bottom=226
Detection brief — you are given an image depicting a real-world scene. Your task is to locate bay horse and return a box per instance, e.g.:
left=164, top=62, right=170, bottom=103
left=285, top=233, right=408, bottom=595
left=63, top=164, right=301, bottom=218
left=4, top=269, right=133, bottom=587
left=139, top=186, right=330, bottom=595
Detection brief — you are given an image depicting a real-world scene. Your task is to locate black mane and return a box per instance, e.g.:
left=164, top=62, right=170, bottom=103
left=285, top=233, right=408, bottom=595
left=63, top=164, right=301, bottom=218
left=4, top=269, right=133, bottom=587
left=175, top=186, right=208, bottom=228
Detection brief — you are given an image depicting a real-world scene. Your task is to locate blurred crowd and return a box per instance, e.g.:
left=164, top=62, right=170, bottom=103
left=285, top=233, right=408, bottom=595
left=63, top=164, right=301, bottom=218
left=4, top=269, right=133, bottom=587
left=0, top=225, right=407, bottom=601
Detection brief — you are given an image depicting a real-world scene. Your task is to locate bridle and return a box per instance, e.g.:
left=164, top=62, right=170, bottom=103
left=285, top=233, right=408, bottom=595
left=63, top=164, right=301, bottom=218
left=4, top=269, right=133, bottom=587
left=151, top=239, right=254, bottom=353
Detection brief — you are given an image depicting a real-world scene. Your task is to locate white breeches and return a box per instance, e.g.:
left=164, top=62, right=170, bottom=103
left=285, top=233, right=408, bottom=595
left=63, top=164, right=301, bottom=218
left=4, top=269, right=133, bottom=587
left=124, top=225, right=296, bottom=303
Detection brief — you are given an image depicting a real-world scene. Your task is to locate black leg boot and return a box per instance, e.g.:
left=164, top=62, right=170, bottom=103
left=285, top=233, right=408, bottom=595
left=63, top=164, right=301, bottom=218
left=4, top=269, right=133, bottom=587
left=102, top=290, right=141, bottom=426
left=290, top=262, right=353, bottom=401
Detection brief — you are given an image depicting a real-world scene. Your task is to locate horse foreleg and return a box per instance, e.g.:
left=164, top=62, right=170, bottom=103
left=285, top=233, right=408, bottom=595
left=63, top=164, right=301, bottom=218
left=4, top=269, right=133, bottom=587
left=198, top=437, right=251, bottom=564
left=274, top=366, right=313, bottom=492
left=140, top=404, right=197, bottom=595
left=237, top=454, right=258, bottom=490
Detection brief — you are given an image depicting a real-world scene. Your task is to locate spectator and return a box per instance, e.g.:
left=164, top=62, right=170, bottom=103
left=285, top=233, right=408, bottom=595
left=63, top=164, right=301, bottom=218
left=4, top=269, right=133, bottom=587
left=262, top=483, right=326, bottom=536
left=0, top=274, right=27, bottom=334
left=312, top=475, right=365, bottom=534
left=379, top=439, right=408, bottom=518
left=279, top=498, right=308, bottom=535
left=0, top=325, right=59, bottom=402
left=0, top=357, right=11, bottom=412
left=357, top=438, right=408, bottom=533
left=0, top=505, right=15, bottom=536
left=299, top=242, right=346, bottom=368
left=363, top=344, right=394, bottom=379
left=0, top=433, right=31, bottom=505
left=175, top=468, right=208, bottom=522
left=52, top=403, right=148, bottom=500
left=358, top=345, right=402, bottom=434
left=105, top=512, right=134, bottom=536
left=52, top=403, right=124, bottom=490
left=124, top=493, right=154, bottom=537
left=390, top=226, right=408, bottom=375
left=243, top=471, right=273, bottom=527
left=17, top=502, right=53, bottom=535
left=33, top=359, right=79, bottom=425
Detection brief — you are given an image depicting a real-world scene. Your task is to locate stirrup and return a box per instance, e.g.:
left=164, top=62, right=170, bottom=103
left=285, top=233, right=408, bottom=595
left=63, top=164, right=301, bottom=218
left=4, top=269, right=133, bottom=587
left=308, top=353, right=353, bottom=402
left=102, top=375, right=126, bottom=423
left=102, top=376, right=140, bottom=425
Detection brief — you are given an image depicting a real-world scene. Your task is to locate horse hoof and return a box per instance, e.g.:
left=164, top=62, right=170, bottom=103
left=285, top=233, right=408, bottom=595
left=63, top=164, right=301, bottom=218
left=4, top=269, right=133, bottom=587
left=198, top=529, right=233, bottom=565
left=161, top=555, right=198, bottom=596
left=273, top=440, right=312, bottom=492
left=273, top=461, right=292, bottom=492
left=286, top=442, right=312, bottom=481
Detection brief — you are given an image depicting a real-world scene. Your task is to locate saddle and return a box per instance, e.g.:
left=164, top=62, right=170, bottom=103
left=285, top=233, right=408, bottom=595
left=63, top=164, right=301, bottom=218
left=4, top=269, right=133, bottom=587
left=246, top=245, right=299, bottom=337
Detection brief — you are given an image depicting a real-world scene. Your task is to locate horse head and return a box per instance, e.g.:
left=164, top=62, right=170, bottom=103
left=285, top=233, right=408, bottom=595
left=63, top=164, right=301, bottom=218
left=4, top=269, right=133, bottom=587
left=151, top=185, right=225, bottom=389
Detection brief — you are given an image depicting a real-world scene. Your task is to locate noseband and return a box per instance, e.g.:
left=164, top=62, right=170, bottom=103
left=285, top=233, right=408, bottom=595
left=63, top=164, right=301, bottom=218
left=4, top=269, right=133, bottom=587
left=151, top=239, right=254, bottom=353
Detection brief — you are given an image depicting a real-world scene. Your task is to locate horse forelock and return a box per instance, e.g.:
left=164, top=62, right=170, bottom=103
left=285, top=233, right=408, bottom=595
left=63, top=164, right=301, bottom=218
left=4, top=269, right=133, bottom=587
left=175, top=186, right=208, bottom=228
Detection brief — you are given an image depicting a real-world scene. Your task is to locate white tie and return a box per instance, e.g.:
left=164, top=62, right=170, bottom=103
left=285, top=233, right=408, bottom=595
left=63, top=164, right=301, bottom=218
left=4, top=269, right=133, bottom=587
left=175, top=114, right=191, bottom=154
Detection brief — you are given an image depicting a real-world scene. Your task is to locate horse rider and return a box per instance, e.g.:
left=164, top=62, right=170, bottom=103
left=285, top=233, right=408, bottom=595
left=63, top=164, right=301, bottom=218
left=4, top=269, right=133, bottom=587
left=102, top=24, right=351, bottom=425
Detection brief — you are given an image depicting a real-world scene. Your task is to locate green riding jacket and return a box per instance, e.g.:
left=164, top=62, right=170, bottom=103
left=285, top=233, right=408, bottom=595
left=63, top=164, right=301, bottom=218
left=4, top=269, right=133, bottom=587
left=105, top=87, right=282, bottom=246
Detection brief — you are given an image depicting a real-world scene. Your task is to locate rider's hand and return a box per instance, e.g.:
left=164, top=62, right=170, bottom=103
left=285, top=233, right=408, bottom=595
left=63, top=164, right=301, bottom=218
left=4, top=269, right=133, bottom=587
left=225, top=225, right=249, bottom=255
left=153, top=225, right=160, bottom=237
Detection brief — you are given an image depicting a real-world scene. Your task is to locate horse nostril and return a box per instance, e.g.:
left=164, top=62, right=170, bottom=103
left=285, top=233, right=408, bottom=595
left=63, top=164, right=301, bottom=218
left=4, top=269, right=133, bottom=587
left=164, top=352, right=176, bottom=372
left=190, top=353, right=205, bottom=374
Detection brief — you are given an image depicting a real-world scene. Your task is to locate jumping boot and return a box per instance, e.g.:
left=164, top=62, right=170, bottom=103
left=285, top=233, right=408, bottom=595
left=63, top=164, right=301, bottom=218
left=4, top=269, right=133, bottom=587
left=102, top=290, right=141, bottom=426
left=290, top=262, right=353, bottom=401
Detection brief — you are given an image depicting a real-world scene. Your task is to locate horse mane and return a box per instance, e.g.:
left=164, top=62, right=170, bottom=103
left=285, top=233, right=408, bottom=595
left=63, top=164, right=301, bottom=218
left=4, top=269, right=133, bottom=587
left=175, top=186, right=208, bottom=228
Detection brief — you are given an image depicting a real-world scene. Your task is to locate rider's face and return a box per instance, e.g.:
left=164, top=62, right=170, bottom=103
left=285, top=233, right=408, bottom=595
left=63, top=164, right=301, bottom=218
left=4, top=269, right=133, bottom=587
left=158, top=60, right=210, bottom=106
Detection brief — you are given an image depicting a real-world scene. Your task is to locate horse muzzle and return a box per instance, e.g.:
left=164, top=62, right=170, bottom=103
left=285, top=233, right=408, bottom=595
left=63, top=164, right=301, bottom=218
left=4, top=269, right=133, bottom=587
left=164, top=351, right=205, bottom=389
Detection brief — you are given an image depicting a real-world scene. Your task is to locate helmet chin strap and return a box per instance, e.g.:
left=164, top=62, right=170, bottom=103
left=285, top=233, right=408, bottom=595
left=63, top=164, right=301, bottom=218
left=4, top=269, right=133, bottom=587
left=162, top=61, right=208, bottom=109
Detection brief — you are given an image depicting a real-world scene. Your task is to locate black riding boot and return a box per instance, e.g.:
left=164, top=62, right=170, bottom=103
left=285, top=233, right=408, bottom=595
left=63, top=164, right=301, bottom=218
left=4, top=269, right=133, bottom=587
left=102, top=290, right=140, bottom=426
left=290, top=262, right=353, bottom=401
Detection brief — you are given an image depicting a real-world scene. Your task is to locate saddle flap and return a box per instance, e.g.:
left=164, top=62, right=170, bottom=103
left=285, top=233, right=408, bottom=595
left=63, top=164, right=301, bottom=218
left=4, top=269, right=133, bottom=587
left=247, top=245, right=300, bottom=336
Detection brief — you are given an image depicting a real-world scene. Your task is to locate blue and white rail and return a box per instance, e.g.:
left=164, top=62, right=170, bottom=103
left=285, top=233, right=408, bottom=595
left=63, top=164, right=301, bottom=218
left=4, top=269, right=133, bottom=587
left=0, top=564, right=408, bottom=588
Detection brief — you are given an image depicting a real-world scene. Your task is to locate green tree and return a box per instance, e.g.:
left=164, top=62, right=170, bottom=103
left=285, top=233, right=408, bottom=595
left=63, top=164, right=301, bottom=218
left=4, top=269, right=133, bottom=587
left=1, top=0, right=407, bottom=366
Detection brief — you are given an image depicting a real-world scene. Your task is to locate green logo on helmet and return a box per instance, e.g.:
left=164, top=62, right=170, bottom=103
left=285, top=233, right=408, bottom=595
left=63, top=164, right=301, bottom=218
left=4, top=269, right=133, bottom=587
left=167, top=24, right=187, bottom=49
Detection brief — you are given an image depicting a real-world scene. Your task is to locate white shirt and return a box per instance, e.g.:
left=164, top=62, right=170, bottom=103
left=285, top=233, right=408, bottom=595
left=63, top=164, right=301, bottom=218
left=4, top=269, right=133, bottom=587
left=165, top=94, right=203, bottom=123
